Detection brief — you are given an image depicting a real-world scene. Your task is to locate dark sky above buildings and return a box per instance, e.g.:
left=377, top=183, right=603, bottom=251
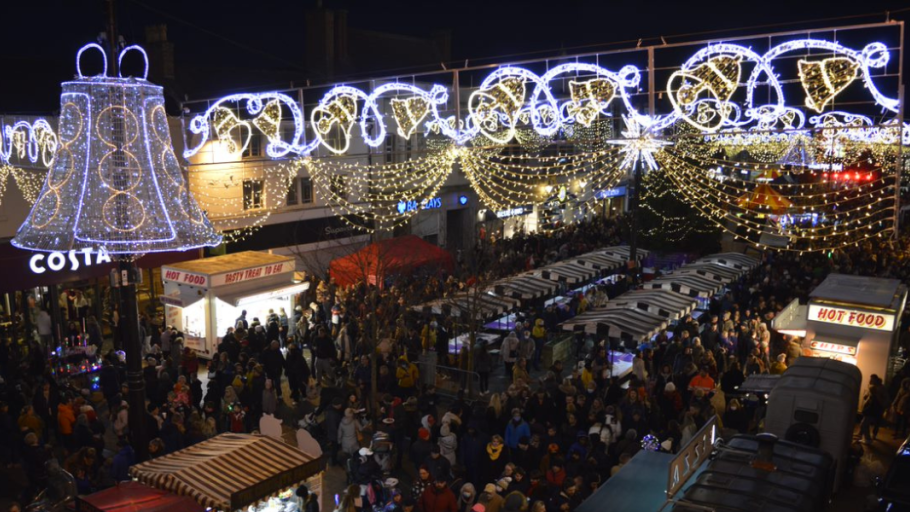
left=1, top=0, right=908, bottom=113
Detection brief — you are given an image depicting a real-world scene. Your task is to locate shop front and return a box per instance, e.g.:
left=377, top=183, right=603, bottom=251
left=804, top=274, right=907, bottom=396
left=161, top=252, right=309, bottom=358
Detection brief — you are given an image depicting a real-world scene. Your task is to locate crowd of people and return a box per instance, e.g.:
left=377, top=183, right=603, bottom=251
left=2, top=219, right=910, bottom=512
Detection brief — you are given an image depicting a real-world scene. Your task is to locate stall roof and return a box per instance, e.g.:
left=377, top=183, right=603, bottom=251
left=562, top=306, right=668, bottom=341
left=697, top=252, right=760, bottom=271
left=78, top=482, right=205, bottom=512
left=491, top=273, right=559, bottom=300
left=129, top=433, right=323, bottom=512
left=645, top=274, right=723, bottom=298
left=604, top=289, right=698, bottom=320
left=577, top=450, right=674, bottom=512
left=165, top=251, right=292, bottom=276
left=669, top=262, right=744, bottom=283
left=810, top=273, right=905, bottom=310
left=535, top=260, right=598, bottom=284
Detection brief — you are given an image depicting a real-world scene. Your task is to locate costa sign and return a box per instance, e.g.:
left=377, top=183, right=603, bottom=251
left=808, top=304, right=895, bottom=332
left=29, top=248, right=112, bottom=274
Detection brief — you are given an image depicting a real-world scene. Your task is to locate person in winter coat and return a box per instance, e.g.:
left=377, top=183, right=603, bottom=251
left=891, top=377, right=910, bottom=438
left=501, top=333, right=520, bottom=382
left=419, top=477, right=458, bottom=512
left=531, top=319, right=547, bottom=370
left=397, top=356, right=420, bottom=397
left=474, top=344, right=493, bottom=393
left=476, top=484, right=504, bottom=512
left=110, top=440, right=135, bottom=482
left=262, top=379, right=279, bottom=416
left=338, top=408, right=363, bottom=456
left=504, top=409, right=530, bottom=449
left=58, top=397, right=77, bottom=449
left=479, top=435, right=508, bottom=488
left=457, top=483, right=477, bottom=512
left=438, top=423, right=458, bottom=466
left=860, top=374, right=889, bottom=443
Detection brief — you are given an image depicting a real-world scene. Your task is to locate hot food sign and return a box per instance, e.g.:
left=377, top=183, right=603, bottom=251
left=808, top=304, right=896, bottom=332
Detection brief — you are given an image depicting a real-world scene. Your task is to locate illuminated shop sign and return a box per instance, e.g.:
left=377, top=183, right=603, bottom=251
left=810, top=340, right=857, bottom=356
left=496, top=205, right=533, bottom=219
left=595, top=186, right=627, bottom=199
left=397, top=197, right=442, bottom=214
left=807, top=303, right=896, bottom=331
left=29, top=248, right=112, bottom=274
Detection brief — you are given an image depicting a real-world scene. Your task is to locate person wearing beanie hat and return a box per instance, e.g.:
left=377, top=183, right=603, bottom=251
left=411, top=428, right=434, bottom=476
left=659, top=381, right=683, bottom=423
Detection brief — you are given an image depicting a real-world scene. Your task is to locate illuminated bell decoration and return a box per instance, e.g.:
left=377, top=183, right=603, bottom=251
left=13, top=44, right=222, bottom=255
left=798, top=57, right=860, bottom=112
left=676, top=55, right=742, bottom=106
left=390, top=97, right=430, bottom=139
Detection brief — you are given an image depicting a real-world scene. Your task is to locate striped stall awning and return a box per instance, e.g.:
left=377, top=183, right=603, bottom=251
left=129, top=433, right=324, bottom=512
left=414, top=292, right=520, bottom=320
left=668, top=262, right=744, bottom=283
left=536, top=260, right=598, bottom=284
left=572, top=251, right=626, bottom=274
left=645, top=274, right=724, bottom=298
left=601, top=245, right=651, bottom=261
left=562, top=307, right=668, bottom=342
left=696, top=252, right=760, bottom=271
left=603, top=289, right=698, bottom=320
left=492, top=273, right=560, bottom=300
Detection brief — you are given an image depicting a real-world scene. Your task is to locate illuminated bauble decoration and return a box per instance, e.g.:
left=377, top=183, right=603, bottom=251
left=13, top=44, right=222, bottom=255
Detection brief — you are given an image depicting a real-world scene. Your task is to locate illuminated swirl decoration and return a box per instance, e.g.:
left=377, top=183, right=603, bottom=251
left=13, top=43, right=221, bottom=255
left=178, top=32, right=908, bottom=251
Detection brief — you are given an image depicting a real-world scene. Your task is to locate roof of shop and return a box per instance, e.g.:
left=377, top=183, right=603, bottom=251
left=163, top=251, right=292, bottom=276
left=810, top=273, right=905, bottom=310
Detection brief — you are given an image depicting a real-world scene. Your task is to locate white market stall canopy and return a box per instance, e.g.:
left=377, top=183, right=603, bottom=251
left=644, top=273, right=724, bottom=298
left=535, top=260, right=599, bottom=284
left=601, top=246, right=650, bottom=261
left=696, top=252, right=760, bottom=272
left=603, top=289, right=698, bottom=320
left=491, top=273, right=560, bottom=300
left=129, top=433, right=324, bottom=512
left=562, top=306, right=669, bottom=342
left=414, top=291, right=521, bottom=320
left=666, top=262, right=744, bottom=283
left=571, top=251, right=626, bottom=273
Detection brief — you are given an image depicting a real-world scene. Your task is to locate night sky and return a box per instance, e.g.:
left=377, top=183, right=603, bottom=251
left=1, top=0, right=908, bottom=113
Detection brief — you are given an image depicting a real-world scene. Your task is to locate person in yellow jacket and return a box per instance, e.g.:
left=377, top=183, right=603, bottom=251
left=531, top=319, right=547, bottom=370
left=420, top=321, right=437, bottom=353
left=396, top=355, right=420, bottom=397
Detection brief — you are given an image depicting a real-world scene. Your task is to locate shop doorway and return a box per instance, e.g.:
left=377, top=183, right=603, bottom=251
left=446, top=208, right=468, bottom=253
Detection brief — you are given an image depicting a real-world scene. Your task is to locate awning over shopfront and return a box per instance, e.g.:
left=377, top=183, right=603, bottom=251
left=696, top=252, right=760, bottom=271
left=78, top=482, right=205, bottom=512
left=216, top=281, right=310, bottom=308
left=535, top=260, right=598, bottom=284
left=561, top=307, right=668, bottom=342
left=491, top=273, right=559, bottom=300
left=644, top=273, right=723, bottom=298
left=129, top=433, right=324, bottom=512
left=603, top=289, right=698, bottom=320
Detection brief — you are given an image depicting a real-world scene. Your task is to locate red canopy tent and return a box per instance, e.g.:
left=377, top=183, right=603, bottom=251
left=330, top=235, right=455, bottom=287
left=77, top=482, right=205, bottom=512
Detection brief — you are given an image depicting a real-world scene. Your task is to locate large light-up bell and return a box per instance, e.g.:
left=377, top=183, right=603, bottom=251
left=13, top=44, right=221, bottom=254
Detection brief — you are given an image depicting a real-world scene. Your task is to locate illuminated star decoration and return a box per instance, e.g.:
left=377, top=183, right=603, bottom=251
left=608, top=115, right=672, bottom=172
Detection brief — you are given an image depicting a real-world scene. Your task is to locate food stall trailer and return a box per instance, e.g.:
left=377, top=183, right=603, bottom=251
left=804, top=274, right=907, bottom=396
left=161, top=252, right=309, bottom=358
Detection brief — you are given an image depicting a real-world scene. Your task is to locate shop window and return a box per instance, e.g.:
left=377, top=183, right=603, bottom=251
left=243, top=179, right=264, bottom=210
left=243, top=132, right=261, bottom=158
left=330, top=175, right=347, bottom=200
left=300, top=177, right=313, bottom=203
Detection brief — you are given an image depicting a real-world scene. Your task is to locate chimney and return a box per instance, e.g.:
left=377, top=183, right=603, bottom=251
left=751, top=433, right=778, bottom=472
left=305, top=5, right=335, bottom=78
left=144, top=24, right=175, bottom=81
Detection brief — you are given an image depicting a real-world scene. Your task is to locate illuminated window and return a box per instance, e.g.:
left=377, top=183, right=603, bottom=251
left=330, top=175, right=347, bottom=200
left=243, top=132, right=262, bottom=158
left=286, top=178, right=298, bottom=206
left=242, top=179, right=264, bottom=210
left=300, top=177, right=313, bottom=204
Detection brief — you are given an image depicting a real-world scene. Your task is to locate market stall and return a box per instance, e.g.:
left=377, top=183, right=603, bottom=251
left=328, top=235, right=454, bottom=288
left=802, top=274, right=907, bottom=395
left=161, top=252, right=309, bottom=358
left=535, top=260, right=599, bottom=284
left=129, top=433, right=324, bottom=512
left=78, top=481, right=205, bottom=512
left=644, top=273, right=723, bottom=299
